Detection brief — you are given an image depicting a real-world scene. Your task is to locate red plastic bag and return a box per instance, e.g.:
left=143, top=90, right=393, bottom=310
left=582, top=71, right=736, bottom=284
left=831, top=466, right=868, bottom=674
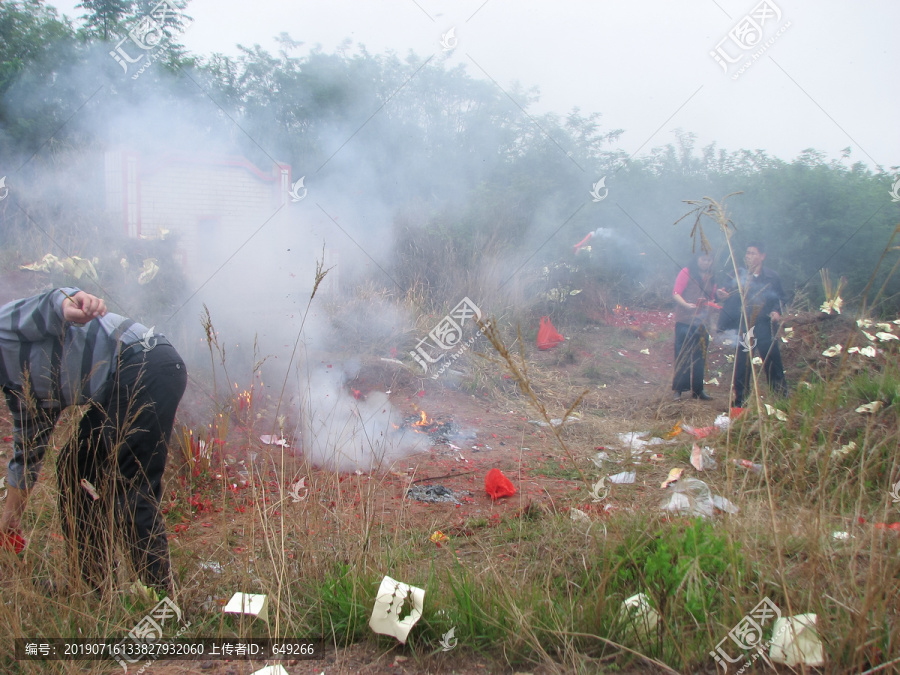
left=485, top=468, right=516, bottom=499
left=1, top=530, right=26, bottom=554
left=537, top=316, right=564, bottom=350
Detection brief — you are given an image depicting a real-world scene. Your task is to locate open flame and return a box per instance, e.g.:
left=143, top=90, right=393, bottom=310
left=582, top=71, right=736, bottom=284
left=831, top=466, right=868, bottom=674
left=414, top=410, right=430, bottom=427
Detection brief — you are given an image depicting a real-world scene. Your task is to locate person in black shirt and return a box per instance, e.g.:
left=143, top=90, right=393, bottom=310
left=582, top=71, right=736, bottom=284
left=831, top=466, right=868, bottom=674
left=727, top=243, right=788, bottom=407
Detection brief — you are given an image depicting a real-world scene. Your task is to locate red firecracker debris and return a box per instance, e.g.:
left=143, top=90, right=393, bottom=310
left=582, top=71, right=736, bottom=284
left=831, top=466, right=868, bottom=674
left=485, top=468, right=516, bottom=499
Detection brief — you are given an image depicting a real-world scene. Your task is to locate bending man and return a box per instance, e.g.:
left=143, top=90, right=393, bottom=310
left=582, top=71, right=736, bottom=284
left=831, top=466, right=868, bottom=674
left=0, top=288, right=186, bottom=597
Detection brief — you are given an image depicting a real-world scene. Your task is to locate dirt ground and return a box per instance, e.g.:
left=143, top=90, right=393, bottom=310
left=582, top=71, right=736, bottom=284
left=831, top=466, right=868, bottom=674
left=2, top=305, right=851, bottom=674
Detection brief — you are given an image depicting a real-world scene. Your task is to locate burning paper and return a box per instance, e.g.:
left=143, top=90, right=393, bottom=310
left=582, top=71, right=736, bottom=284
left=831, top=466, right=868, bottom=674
left=302, top=367, right=425, bottom=472
left=369, top=576, right=425, bottom=643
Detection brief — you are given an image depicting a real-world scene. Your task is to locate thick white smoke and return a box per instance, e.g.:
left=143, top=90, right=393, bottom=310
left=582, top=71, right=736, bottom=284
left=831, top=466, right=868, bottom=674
left=300, top=365, right=426, bottom=472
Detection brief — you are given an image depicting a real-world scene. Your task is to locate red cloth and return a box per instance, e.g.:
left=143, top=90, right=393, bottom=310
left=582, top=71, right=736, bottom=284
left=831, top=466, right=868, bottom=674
left=485, top=468, right=516, bottom=499
left=537, top=317, right=564, bottom=350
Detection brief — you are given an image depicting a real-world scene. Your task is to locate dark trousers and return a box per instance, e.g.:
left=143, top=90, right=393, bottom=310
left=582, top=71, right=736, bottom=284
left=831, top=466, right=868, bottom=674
left=672, top=322, right=709, bottom=395
left=732, top=326, right=786, bottom=407
left=57, top=344, right=186, bottom=595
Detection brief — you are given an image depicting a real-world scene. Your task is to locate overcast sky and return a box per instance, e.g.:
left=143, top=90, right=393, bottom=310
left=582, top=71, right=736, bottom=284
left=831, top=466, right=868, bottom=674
left=48, top=0, right=900, bottom=171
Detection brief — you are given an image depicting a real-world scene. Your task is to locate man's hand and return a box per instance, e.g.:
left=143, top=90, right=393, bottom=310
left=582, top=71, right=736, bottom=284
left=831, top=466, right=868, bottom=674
left=62, top=291, right=107, bottom=324
left=0, top=486, right=28, bottom=533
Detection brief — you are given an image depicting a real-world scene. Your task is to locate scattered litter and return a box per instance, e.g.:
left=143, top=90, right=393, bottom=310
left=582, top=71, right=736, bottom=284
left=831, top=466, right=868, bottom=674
left=640, top=349, right=650, bottom=355
left=831, top=441, right=856, bottom=459
left=485, top=468, right=516, bottom=499
left=768, top=614, right=825, bottom=667
left=80, top=478, right=100, bottom=501
left=682, top=423, right=716, bottom=439
left=704, top=377, right=720, bottom=386
left=406, top=484, right=468, bottom=505
left=660, top=467, right=683, bottom=488
left=590, top=477, right=608, bottom=502
left=764, top=404, right=788, bottom=421
left=876, top=322, right=894, bottom=332
left=570, top=508, right=591, bottom=523
left=617, top=432, right=668, bottom=450
left=690, top=444, right=717, bottom=471
left=429, top=531, right=449, bottom=545
left=223, top=592, right=269, bottom=623
left=710, top=495, right=738, bottom=514
left=862, top=331, right=876, bottom=341
left=713, top=413, right=731, bottom=430
left=822, top=344, right=842, bottom=357
left=529, top=418, right=574, bottom=428
left=0, top=476, right=6, bottom=500
left=857, top=319, right=873, bottom=328
left=200, top=561, right=223, bottom=574
left=608, top=471, right=636, bottom=484
left=590, top=451, right=610, bottom=469
left=751, top=356, right=764, bottom=365
left=832, top=532, right=852, bottom=540
left=259, top=434, right=290, bottom=447
left=725, top=353, right=735, bottom=362
left=876, top=332, right=898, bottom=342
left=129, top=581, right=159, bottom=603
left=369, top=576, right=425, bottom=643
left=251, top=666, right=289, bottom=675
left=664, top=422, right=682, bottom=440
left=288, top=477, right=308, bottom=502
left=856, top=401, right=883, bottom=414
left=732, top=459, right=763, bottom=472
left=847, top=345, right=877, bottom=357
left=618, top=593, right=659, bottom=638
left=1, top=529, right=25, bottom=554
left=649, top=453, right=665, bottom=461
left=660, top=477, right=735, bottom=517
